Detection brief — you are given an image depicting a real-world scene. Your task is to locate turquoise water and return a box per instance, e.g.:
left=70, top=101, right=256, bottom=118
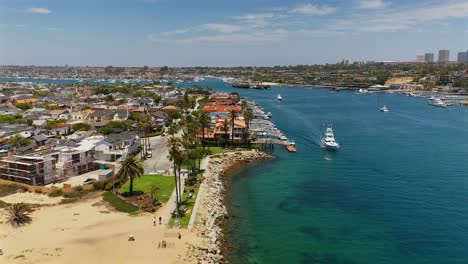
left=201, top=80, right=468, bottom=264
left=3, top=77, right=468, bottom=263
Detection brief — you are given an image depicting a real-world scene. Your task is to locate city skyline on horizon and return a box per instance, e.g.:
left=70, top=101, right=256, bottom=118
left=0, top=0, right=467, bottom=67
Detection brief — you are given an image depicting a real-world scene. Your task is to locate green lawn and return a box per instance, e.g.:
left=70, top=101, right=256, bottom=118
left=195, top=146, right=225, bottom=155
left=169, top=174, right=202, bottom=228
left=102, top=191, right=138, bottom=213
left=119, top=175, right=175, bottom=203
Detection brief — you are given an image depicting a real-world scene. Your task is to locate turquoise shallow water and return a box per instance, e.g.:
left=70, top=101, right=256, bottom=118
left=2, top=77, right=468, bottom=264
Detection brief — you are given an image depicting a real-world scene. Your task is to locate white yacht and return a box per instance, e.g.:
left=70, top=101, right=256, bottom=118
left=358, top=88, right=368, bottom=94
left=429, top=98, right=447, bottom=108
left=322, top=126, right=340, bottom=150
left=380, top=105, right=389, bottom=112
left=277, top=94, right=283, bottom=101
left=267, top=112, right=272, bottom=117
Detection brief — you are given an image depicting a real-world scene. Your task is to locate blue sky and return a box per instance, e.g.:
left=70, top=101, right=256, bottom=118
left=0, top=0, right=467, bottom=66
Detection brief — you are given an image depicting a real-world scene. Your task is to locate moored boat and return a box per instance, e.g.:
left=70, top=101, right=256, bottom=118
left=277, top=94, right=282, bottom=101
left=429, top=98, right=447, bottom=107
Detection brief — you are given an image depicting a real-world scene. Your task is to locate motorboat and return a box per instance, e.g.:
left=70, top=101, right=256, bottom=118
left=380, top=105, right=389, bottom=112
left=267, top=112, right=272, bottom=117
left=322, top=126, right=340, bottom=150
left=429, top=98, right=447, bottom=107
left=277, top=94, right=283, bottom=101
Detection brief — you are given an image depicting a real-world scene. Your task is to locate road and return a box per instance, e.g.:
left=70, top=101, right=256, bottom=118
left=143, top=135, right=172, bottom=175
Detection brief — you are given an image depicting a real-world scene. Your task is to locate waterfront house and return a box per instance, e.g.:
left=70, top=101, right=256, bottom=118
left=94, top=131, right=139, bottom=162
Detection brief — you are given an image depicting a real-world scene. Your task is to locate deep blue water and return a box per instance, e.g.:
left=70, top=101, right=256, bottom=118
left=200, top=79, right=468, bottom=264
left=3, top=77, right=468, bottom=263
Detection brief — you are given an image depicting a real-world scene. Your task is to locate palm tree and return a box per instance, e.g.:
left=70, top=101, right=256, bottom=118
left=7, top=203, right=32, bottom=227
left=223, top=118, right=229, bottom=148
left=243, top=107, right=254, bottom=145
left=241, top=100, right=248, bottom=112
left=150, top=185, right=160, bottom=202
left=196, top=110, right=210, bottom=150
left=118, top=155, right=144, bottom=195
left=229, top=109, right=237, bottom=146
left=168, top=137, right=183, bottom=204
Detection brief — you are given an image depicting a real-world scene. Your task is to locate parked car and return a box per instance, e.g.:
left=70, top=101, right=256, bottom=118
left=83, top=178, right=96, bottom=185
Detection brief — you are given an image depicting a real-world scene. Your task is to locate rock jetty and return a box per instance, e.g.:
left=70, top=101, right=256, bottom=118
left=182, top=150, right=273, bottom=264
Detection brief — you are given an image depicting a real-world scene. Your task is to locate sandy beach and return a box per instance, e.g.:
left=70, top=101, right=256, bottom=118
left=0, top=151, right=271, bottom=264
left=0, top=193, right=197, bottom=264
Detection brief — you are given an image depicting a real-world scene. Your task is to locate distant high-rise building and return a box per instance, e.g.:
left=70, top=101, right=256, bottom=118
left=416, top=55, right=424, bottom=62
left=341, top=58, right=351, bottom=65
left=458, top=52, right=467, bottom=63
left=424, top=53, right=434, bottom=63
left=438, top=50, right=450, bottom=62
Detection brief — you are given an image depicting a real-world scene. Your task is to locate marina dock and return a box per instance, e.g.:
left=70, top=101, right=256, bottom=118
left=248, top=101, right=297, bottom=152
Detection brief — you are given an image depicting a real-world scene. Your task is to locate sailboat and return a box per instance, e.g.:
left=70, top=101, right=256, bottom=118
left=277, top=94, right=283, bottom=101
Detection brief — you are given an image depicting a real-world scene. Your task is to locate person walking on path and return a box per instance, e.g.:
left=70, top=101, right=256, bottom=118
left=153, top=216, right=157, bottom=226
left=178, top=232, right=181, bottom=240
left=159, top=216, right=162, bottom=225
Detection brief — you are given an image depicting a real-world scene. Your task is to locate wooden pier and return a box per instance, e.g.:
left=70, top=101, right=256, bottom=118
left=253, top=139, right=297, bottom=152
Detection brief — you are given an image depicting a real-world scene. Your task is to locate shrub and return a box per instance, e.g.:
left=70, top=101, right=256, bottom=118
left=63, top=192, right=82, bottom=199
left=34, top=188, right=43, bottom=194
left=102, top=191, right=138, bottom=213
left=104, top=176, right=125, bottom=191
left=60, top=198, right=79, bottom=204
left=48, top=188, right=63, bottom=197
left=93, top=181, right=105, bottom=190
left=73, top=186, right=83, bottom=192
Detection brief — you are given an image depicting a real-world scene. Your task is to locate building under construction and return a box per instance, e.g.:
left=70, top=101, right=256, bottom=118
left=0, top=155, right=56, bottom=185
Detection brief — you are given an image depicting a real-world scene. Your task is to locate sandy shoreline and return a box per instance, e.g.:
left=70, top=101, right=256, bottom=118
left=0, top=150, right=272, bottom=264
left=182, top=150, right=273, bottom=263
left=0, top=192, right=196, bottom=264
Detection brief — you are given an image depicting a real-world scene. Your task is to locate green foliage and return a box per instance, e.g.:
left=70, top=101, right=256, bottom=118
left=0, top=114, right=26, bottom=124
left=15, top=103, right=33, bottom=110
left=118, top=155, right=144, bottom=194
left=33, top=90, right=49, bottom=97
left=104, top=176, right=125, bottom=191
left=8, top=134, right=32, bottom=148
left=93, top=181, right=106, bottom=190
left=72, top=122, right=91, bottom=131
left=48, top=188, right=63, bottom=197
left=168, top=111, right=181, bottom=120
left=102, top=191, right=138, bottom=213
left=44, top=104, right=60, bottom=110
left=0, top=183, right=28, bottom=197
left=45, top=118, right=67, bottom=129
left=99, top=120, right=131, bottom=135
left=453, top=79, right=468, bottom=88
left=7, top=203, right=32, bottom=227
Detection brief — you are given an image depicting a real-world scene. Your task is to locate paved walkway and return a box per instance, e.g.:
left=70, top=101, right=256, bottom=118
left=158, top=174, right=186, bottom=227
left=187, top=157, right=209, bottom=229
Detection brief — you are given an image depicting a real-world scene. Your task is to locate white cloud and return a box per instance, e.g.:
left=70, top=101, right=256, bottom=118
left=231, top=13, right=275, bottom=21
left=180, top=29, right=289, bottom=44
left=356, top=0, right=390, bottom=9
left=27, top=7, right=51, bottom=14
left=200, top=23, right=243, bottom=33
left=291, top=4, right=335, bottom=15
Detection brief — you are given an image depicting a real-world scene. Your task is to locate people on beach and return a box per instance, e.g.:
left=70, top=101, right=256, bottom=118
left=178, top=232, right=181, bottom=240
left=153, top=216, right=157, bottom=226
left=159, top=216, right=162, bottom=225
